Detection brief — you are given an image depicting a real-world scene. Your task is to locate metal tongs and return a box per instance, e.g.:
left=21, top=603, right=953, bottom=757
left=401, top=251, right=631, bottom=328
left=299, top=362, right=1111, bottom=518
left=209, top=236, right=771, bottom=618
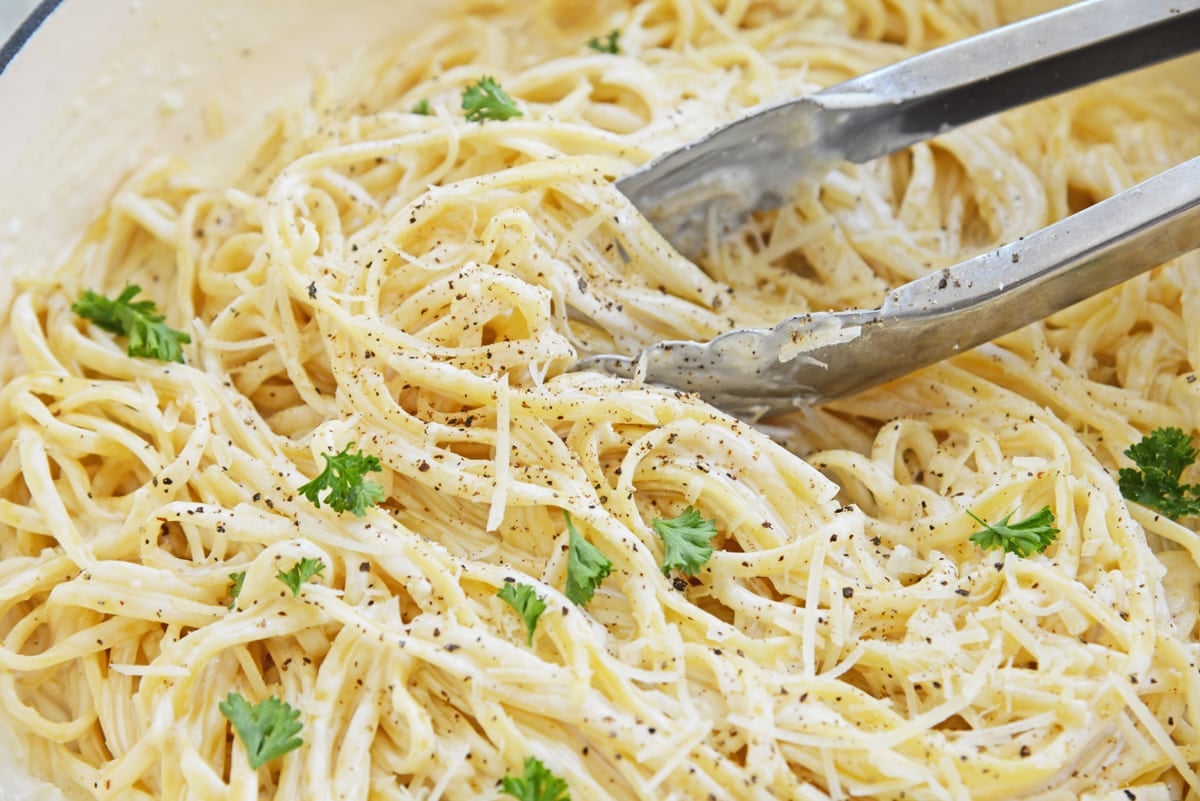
left=578, top=0, right=1200, bottom=419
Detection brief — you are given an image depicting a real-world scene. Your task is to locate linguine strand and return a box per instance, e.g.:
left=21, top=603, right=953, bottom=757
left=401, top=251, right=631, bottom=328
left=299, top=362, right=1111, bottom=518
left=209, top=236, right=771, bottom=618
left=2, top=1, right=1200, bottom=799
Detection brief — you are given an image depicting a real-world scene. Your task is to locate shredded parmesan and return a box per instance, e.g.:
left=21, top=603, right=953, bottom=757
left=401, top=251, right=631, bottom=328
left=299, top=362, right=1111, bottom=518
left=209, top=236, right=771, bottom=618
left=1, top=0, right=1199, bottom=799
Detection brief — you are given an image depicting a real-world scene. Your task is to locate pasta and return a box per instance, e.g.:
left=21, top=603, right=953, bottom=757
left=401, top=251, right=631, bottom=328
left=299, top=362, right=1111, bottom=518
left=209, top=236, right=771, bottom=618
left=2, top=0, right=1200, bottom=799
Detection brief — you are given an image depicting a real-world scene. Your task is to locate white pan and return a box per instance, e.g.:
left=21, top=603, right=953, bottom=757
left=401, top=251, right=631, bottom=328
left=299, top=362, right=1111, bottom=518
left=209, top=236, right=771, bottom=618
left=0, top=0, right=430, bottom=281
left=1, top=2, right=1197, bottom=798
left=0, top=3, right=427, bottom=794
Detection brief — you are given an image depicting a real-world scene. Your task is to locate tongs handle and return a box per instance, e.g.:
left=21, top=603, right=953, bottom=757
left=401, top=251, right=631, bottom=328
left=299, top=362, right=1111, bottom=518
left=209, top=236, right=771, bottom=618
left=618, top=0, right=1200, bottom=259
left=584, top=156, right=1200, bottom=419
left=875, top=155, right=1200, bottom=382
left=824, top=0, right=1200, bottom=167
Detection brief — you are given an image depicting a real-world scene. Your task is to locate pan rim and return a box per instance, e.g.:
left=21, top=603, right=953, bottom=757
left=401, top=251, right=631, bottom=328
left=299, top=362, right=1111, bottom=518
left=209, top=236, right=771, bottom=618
left=0, top=0, right=65, bottom=76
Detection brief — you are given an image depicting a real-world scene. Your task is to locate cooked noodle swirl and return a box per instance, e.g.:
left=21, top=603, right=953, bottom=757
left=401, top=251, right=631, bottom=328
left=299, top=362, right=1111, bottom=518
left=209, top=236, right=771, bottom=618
left=2, top=1, right=1200, bottom=799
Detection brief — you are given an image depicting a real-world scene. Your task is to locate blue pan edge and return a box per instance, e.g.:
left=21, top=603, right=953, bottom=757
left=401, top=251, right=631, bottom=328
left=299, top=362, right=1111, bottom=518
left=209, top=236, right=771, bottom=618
left=0, top=0, right=66, bottom=76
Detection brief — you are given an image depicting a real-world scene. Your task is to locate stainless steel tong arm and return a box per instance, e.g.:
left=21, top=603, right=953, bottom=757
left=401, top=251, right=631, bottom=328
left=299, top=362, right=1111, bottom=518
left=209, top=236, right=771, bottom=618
left=581, top=156, right=1200, bottom=419
left=617, top=0, right=1200, bottom=259
left=577, top=0, right=1200, bottom=419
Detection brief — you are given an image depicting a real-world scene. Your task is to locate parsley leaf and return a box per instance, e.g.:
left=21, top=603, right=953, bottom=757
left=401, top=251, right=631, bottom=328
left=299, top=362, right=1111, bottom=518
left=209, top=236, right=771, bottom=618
left=275, top=557, right=325, bottom=597
left=462, top=76, right=522, bottom=122
left=218, top=692, right=303, bottom=769
left=1118, top=427, right=1200, bottom=520
left=298, top=443, right=385, bottom=516
left=587, top=30, right=620, bottom=54
left=497, top=582, right=546, bottom=645
left=652, top=506, right=717, bottom=576
left=72, top=284, right=191, bottom=363
left=967, top=506, right=1059, bottom=557
left=227, top=571, right=246, bottom=608
left=563, top=512, right=612, bottom=606
left=500, top=756, right=570, bottom=801
left=411, top=98, right=430, bottom=115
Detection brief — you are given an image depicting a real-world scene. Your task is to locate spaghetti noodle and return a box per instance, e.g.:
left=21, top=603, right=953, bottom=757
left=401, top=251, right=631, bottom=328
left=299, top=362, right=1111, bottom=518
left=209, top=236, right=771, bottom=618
left=2, top=1, right=1200, bottom=799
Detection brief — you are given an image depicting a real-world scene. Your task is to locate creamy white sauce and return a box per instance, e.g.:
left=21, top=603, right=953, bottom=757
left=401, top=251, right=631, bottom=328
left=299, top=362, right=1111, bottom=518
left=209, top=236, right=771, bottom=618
left=0, top=0, right=434, bottom=791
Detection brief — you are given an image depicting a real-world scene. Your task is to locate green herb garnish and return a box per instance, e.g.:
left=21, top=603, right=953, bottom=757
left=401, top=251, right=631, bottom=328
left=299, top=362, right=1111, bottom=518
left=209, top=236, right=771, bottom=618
left=1118, top=427, right=1200, bottom=520
left=967, top=506, right=1059, bottom=557
left=218, top=692, right=303, bottom=769
left=651, top=506, right=717, bottom=576
left=298, top=444, right=384, bottom=516
left=227, top=571, right=246, bottom=608
left=587, top=29, right=620, bottom=55
left=497, top=582, right=547, bottom=646
left=72, top=284, right=191, bottom=363
left=275, top=557, right=326, bottom=597
left=500, top=756, right=570, bottom=801
left=563, top=512, right=612, bottom=606
left=462, top=76, right=522, bottom=122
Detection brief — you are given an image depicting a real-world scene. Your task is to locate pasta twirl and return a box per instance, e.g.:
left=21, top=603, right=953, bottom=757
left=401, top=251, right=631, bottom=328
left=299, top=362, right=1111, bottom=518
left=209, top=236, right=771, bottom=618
left=2, top=1, right=1200, bottom=799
